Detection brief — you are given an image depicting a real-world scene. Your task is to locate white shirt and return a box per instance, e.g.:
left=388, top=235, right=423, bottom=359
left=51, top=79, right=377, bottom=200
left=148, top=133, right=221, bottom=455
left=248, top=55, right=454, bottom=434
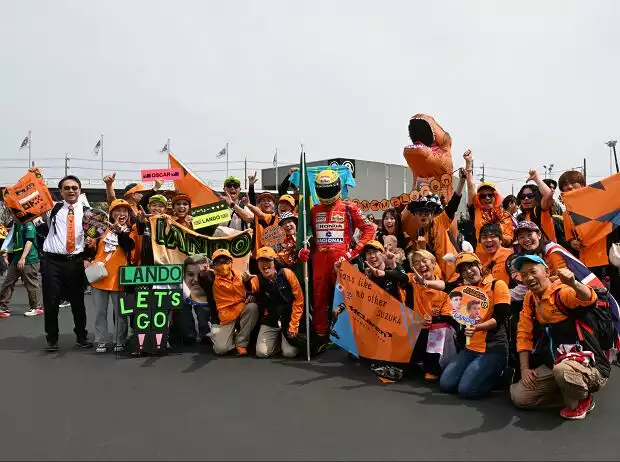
left=43, top=201, right=85, bottom=255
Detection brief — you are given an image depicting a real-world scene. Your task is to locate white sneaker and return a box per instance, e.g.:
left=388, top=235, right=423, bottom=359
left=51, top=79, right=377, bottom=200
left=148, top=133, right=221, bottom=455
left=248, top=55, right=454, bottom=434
left=95, top=343, right=107, bottom=353
left=59, top=301, right=70, bottom=309
left=24, top=308, right=44, bottom=317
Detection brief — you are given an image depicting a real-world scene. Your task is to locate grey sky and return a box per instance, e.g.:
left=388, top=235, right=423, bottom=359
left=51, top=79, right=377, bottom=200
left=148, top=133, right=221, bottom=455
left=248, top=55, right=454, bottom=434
left=1, top=0, right=618, bottom=194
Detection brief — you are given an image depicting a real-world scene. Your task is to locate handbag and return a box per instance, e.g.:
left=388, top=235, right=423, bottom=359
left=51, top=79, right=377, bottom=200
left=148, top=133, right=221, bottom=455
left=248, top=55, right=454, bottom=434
left=85, top=261, right=108, bottom=283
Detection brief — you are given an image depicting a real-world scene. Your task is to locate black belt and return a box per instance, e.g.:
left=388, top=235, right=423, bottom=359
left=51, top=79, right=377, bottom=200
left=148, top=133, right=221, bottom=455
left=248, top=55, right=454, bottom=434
left=43, top=252, right=84, bottom=262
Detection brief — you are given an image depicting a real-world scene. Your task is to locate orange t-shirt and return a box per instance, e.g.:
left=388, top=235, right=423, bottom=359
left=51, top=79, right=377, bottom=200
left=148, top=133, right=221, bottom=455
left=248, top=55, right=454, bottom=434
left=517, top=281, right=597, bottom=352
left=563, top=211, right=609, bottom=268
left=478, top=247, right=514, bottom=286
left=90, top=227, right=137, bottom=292
left=420, top=212, right=456, bottom=281
left=522, top=208, right=556, bottom=243
left=213, top=271, right=247, bottom=325
left=413, top=280, right=451, bottom=319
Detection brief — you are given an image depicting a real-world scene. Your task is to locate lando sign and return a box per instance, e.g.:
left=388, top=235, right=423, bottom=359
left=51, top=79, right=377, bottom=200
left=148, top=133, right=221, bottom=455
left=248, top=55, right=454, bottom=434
left=119, top=265, right=183, bottom=286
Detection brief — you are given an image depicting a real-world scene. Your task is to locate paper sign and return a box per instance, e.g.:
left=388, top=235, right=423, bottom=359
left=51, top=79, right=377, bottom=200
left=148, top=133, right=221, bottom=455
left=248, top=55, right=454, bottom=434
left=119, top=288, right=183, bottom=353
left=83, top=208, right=109, bottom=239
left=141, top=168, right=182, bottom=182
left=189, top=201, right=231, bottom=229
left=119, top=265, right=183, bottom=286
left=262, top=224, right=286, bottom=249
left=449, top=285, right=489, bottom=327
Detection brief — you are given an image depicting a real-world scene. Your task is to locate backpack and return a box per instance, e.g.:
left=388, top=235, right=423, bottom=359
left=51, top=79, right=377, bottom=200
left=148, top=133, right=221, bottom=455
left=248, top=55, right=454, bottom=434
left=554, top=286, right=615, bottom=351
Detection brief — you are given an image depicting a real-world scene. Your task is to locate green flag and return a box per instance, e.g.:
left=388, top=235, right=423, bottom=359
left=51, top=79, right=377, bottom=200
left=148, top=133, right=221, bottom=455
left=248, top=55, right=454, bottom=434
left=296, top=149, right=313, bottom=254
left=295, top=149, right=313, bottom=353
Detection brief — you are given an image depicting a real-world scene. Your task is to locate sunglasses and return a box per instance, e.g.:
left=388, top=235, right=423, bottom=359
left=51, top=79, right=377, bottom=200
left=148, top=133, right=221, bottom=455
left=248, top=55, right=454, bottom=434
left=225, top=183, right=240, bottom=189
left=520, top=193, right=536, bottom=199
left=478, top=193, right=494, bottom=200
left=62, top=185, right=79, bottom=191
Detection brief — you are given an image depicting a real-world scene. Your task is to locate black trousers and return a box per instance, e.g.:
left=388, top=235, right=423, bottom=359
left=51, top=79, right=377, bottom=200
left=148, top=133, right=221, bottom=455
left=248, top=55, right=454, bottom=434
left=42, top=255, right=88, bottom=344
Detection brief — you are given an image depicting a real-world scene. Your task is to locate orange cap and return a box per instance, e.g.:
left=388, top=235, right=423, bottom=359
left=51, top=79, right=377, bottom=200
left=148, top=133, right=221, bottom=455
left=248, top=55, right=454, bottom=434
left=212, top=249, right=233, bottom=261
left=256, top=246, right=277, bottom=260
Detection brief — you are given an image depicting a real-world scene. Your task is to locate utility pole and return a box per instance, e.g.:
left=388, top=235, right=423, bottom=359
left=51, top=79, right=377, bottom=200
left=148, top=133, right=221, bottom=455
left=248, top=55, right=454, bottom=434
left=244, top=156, right=247, bottom=190
left=384, top=164, right=390, bottom=199
left=64, top=152, right=69, bottom=176
left=607, top=140, right=618, bottom=174
left=543, top=163, right=554, bottom=179
left=583, top=158, right=587, bottom=182
left=480, top=163, right=485, bottom=182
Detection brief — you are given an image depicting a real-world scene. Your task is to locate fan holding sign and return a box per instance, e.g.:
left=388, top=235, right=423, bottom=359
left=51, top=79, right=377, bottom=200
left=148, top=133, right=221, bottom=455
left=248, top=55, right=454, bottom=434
left=412, top=251, right=512, bottom=399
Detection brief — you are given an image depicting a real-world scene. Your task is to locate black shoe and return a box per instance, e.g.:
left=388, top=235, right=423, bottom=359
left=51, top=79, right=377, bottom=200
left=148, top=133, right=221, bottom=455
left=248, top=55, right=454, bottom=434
left=76, top=338, right=93, bottom=348
left=45, top=342, right=59, bottom=353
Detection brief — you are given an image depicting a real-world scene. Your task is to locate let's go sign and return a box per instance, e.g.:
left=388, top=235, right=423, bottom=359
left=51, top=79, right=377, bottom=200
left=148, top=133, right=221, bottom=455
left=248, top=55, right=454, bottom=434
left=119, top=265, right=183, bottom=286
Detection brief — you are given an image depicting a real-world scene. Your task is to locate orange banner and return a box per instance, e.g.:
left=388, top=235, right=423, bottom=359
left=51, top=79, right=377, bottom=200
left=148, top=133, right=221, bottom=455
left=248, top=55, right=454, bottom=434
left=330, top=261, right=423, bottom=363
left=562, top=173, right=620, bottom=246
left=2, top=169, right=54, bottom=223
left=351, top=176, right=454, bottom=213
left=168, top=153, right=221, bottom=205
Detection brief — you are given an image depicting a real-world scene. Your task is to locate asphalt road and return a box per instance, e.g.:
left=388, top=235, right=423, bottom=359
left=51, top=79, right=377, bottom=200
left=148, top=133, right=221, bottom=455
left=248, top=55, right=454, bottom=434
left=1, top=278, right=619, bottom=461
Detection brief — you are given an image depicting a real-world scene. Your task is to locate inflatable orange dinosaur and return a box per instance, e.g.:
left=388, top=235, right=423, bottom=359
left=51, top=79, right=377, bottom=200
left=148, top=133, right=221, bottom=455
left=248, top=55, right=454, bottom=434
left=402, top=114, right=455, bottom=239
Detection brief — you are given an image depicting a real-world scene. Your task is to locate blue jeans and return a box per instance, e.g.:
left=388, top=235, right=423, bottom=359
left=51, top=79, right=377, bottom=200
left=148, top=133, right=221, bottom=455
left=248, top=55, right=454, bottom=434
left=439, top=349, right=506, bottom=399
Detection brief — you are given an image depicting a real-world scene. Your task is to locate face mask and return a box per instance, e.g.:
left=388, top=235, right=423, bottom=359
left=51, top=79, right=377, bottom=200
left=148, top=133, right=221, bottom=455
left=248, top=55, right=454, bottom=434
left=214, top=263, right=232, bottom=277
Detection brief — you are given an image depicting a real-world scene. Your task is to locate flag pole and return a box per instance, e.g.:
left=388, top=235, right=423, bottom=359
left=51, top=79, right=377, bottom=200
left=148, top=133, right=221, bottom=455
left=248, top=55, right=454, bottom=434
left=301, top=144, right=311, bottom=361
left=28, top=130, right=32, bottom=168
left=100, top=133, right=104, bottom=178
left=167, top=138, right=171, bottom=168
left=244, top=156, right=247, bottom=190
left=226, top=142, right=229, bottom=177
left=275, top=148, right=278, bottom=192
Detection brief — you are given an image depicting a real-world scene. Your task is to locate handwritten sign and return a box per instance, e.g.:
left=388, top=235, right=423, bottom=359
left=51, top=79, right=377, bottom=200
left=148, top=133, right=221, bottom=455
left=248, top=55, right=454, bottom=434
left=120, top=288, right=183, bottom=353
left=2, top=169, right=54, bottom=223
left=119, top=265, right=183, bottom=286
left=330, top=261, right=423, bottom=363
left=262, top=224, right=286, bottom=249
left=189, top=201, right=231, bottom=229
left=83, top=208, right=109, bottom=239
left=141, top=168, right=182, bottom=182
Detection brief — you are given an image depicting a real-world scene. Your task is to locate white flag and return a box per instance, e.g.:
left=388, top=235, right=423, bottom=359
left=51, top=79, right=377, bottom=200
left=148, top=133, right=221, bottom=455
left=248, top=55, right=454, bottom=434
left=216, top=146, right=227, bottom=159
left=19, top=134, right=29, bottom=150
left=93, top=139, right=102, bottom=156
left=273, top=149, right=278, bottom=167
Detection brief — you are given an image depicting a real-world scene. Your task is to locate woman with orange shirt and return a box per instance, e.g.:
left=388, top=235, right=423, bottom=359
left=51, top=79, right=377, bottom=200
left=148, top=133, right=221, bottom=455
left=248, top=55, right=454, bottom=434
left=477, top=223, right=514, bottom=285
left=416, top=252, right=511, bottom=399
left=408, top=250, right=458, bottom=382
left=464, top=151, right=514, bottom=251
left=515, top=170, right=556, bottom=242
left=86, top=199, right=137, bottom=354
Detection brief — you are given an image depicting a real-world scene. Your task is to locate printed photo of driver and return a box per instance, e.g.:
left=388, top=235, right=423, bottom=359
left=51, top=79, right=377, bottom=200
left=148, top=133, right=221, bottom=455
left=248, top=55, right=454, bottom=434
left=466, top=299, right=482, bottom=323
left=449, top=290, right=462, bottom=314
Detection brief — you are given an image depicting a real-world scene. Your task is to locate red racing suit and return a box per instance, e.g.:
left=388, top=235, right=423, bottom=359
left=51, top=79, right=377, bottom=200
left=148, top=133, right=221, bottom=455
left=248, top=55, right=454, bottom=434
left=310, top=199, right=376, bottom=336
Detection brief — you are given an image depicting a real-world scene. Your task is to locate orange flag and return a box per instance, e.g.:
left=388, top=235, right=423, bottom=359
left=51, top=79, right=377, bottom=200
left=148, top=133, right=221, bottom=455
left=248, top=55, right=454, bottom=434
left=168, top=153, right=220, bottom=205
left=562, top=173, right=620, bottom=246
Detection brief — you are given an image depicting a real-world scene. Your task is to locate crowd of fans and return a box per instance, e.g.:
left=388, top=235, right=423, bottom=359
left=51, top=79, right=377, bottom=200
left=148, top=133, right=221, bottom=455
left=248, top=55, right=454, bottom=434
left=0, top=149, right=618, bottom=421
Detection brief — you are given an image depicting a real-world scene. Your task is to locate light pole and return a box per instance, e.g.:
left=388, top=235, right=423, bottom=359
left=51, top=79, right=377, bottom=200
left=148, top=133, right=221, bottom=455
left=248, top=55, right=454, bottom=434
left=543, top=163, right=554, bottom=179
left=606, top=140, right=618, bottom=174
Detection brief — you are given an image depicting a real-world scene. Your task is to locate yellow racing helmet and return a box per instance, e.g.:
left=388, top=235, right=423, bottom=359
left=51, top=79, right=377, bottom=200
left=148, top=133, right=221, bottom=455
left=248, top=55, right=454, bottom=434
left=315, top=169, right=341, bottom=205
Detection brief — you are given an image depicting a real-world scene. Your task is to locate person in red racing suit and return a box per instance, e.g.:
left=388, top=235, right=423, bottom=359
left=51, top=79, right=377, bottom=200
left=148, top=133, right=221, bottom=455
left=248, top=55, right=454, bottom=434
left=300, top=169, right=376, bottom=342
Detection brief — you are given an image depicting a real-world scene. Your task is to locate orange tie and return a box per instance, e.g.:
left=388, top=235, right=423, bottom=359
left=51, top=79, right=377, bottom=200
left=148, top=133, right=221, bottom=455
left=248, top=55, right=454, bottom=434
left=66, top=205, right=75, bottom=254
